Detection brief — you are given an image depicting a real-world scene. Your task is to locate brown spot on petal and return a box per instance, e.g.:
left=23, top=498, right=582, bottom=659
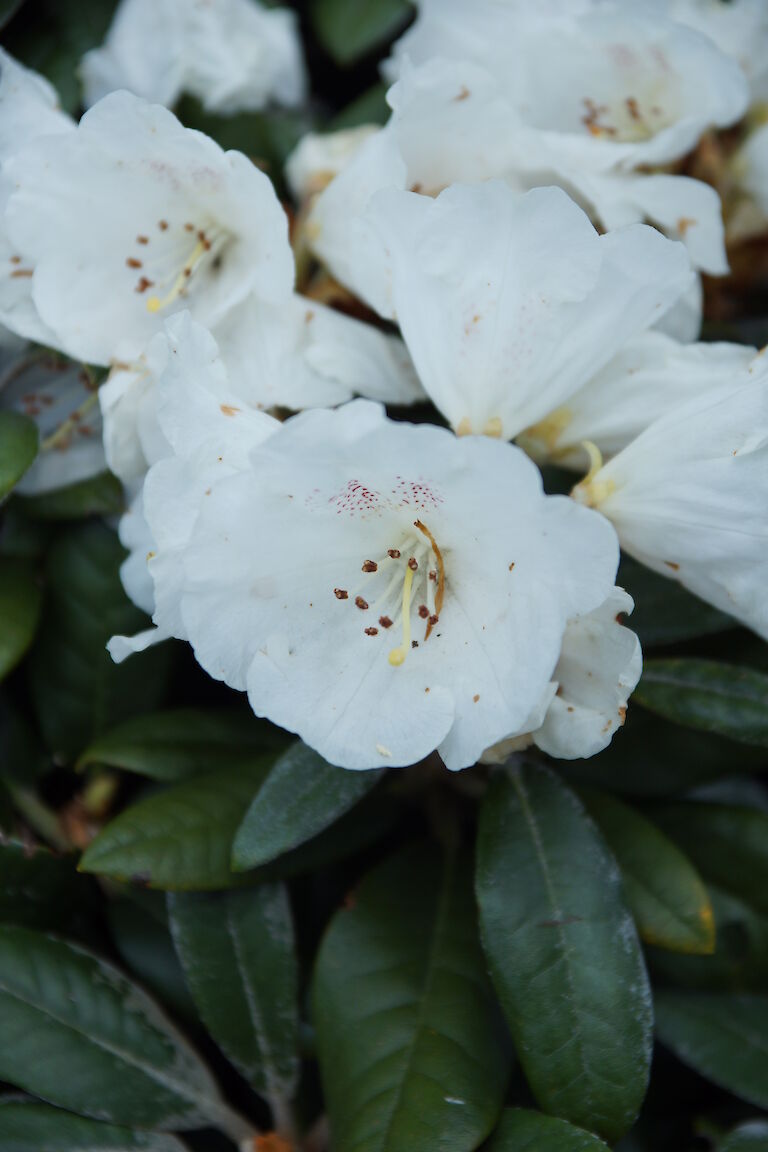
left=364, top=627, right=378, bottom=636
left=509, top=562, right=515, bottom=571
left=220, top=404, right=241, bottom=416
left=334, top=588, right=348, bottom=600
left=126, top=257, right=143, bottom=269
left=454, top=85, right=470, bottom=101
left=158, top=219, right=169, bottom=231
left=379, top=615, right=393, bottom=629
left=355, top=596, right=369, bottom=610
left=136, top=234, right=149, bottom=245
left=135, top=277, right=154, bottom=293
left=677, top=217, right=696, bottom=237
left=418, top=605, right=429, bottom=619
left=665, top=561, right=680, bottom=571
left=362, top=560, right=377, bottom=572
left=473, top=694, right=480, bottom=703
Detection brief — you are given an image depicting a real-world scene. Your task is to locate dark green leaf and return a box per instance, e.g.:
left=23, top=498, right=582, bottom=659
left=720, top=1121, right=768, bottom=1150
left=655, top=992, right=768, bottom=1109
left=577, top=787, right=714, bottom=954
left=27, top=521, right=171, bottom=762
left=80, top=759, right=274, bottom=889
left=0, top=0, right=26, bottom=30
left=635, top=660, right=768, bottom=747
left=0, top=559, right=42, bottom=682
left=0, top=924, right=246, bottom=1133
left=0, top=499, right=51, bottom=559
left=314, top=841, right=510, bottom=1152
left=331, top=83, right=390, bottom=129
left=176, top=96, right=314, bottom=180
left=650, top=803, right=768, bottom=917
left=310, top=0, right=413, bottom=66
left=233, top=742, right=383, bottom=870
left=0, top=693, right=48, bottom=782
left=20, top=472, right=124, bottom=520
left=0, top=411, right=38, bottom=501
left=618, top=556, right=735, bottom=647
left=0, top=837, right=97, bottom=935
left=168, top=884, right=298, bottom=1115
left=486, top=1108, right=610, bottom=1151
left=107, top=898, right=196, bottom=1023
left=78, top=707, right=287, bottom=781
left=476, top=765, right=651, bottom=1142
left=0, top=1098, right=187, bottom=1151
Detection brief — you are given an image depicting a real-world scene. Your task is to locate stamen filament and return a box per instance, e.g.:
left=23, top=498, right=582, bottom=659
left=414, top=519, right=445, bottom=639
left=146, top=237, right=212, bottom=313
left=388, top=563, right=414, bottom=666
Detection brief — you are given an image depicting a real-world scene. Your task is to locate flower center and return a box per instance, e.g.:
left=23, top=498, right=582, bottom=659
left=333, top=519, right=446, bottom=667
left=124, top=218, right=228, bottom=313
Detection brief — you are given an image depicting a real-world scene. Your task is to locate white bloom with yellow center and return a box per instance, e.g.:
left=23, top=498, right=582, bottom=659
left=81, top=0, right=306, bottom=114
left=112, top=396, right=623, bottom=770
left=519, top=331, right=756, bottom=469
left=3, top=90, right=293, bottom=365
left=571, top=353, right=768, bottom=639
left=364, top=181, right=693, bottom=440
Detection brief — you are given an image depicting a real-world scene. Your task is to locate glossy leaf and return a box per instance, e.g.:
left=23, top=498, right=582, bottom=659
left=0, top=924, right=245, bottom=1133
left=107, top=898, right=197, bottom=1023
left=618, top=556, right=735, bottom=647
left=0, top=837, right=97, bottom=935
left=655, top=992, right=768, bottom=1109
left=651, top=803, right=768, bottom=917
left=78, top=707, right=286, bottom=780
left=331, top=82, right=390, bottom=129
left=168, top=884, right=298, bottom=1115
left=314, top=841, right=510, bottom=1152
left=0, top=1098, right=187, bottom=1151
left=476, top=765, right=651, bottom=1142
left=0, top=559, right=42, bottom=682
left=233, top=742, right=384, bottom=870
left=577, top=787, right=714, bottom=954
left=27, top=521, right=171, bottom=761
left=0, top=410, right=38, bottom=501
left=311, top=0, right=413, bottom=65
left=635, top=660, right=768, bottom=747
left=79, top=758, right=274, bottom=889
left=720, top=1121, right=768, bottom=1150
left=487, top=1109, right=610, bottom=1151
left=20, top=472, right=124, bottom=520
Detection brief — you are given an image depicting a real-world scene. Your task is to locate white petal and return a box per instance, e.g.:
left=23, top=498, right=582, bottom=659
left=286, top=125, right=379, bottom=201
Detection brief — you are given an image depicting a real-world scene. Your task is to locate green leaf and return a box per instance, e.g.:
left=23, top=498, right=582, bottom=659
left=0, top=410, right=38, bottom=501
left=331, top=82, right=390, bottom=129
left=0, top=693, right=48, bottom=782
left=577, top=787, right=714, bottom=954
left=310, top=0, right=413, bottom=66
left=233, top=742, right=384, bottom=870
left=314, top=841, right=510, bottom=1152
left=650, top=803, right=768, bottom=917
left=20, top=472, right=124, bottom=520
left=486, top=1108, right=610, bottom=1151
left=655, top=992, right=768, bottom=1109
left=78, top=707, right=287, bottom=781
left=0, top=837, right=97, bottom=935
left=0, top=1098, right=187, bottom=1151
left=618, top=556, right=735, bottom=647
left=0, top=559, right=42, bottom=682
left=635, top=660, right=768, bottom=747
left=0, top=0, right=26, bottom=30
left=27, top=521, right=171, bottom=762
left=476, top=764, right=651, bottom=1142
left=0, top=924, right=246, bottom=1133
left=720, top=1121, right=768, bottom=1150
left=168, top=884, right=298, bottom=1116
left=176, top=96, right=314, bottom=182
left=80, top=758, right=274, bottom=889
left=106, top=898, right=197, bottom=1024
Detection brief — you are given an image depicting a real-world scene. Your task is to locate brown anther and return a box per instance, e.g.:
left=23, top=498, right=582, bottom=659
left=626, top=96, right=641, bottom=121
left=364, top=627, right=379, bottom=636
left=379, top=615, right=393, bottom=629
left=184, top=266, right=192, bottom=277
left=428, top=570, right=437, bottom=581
left=10, top=255, right=21, bottom=264
left=184, top=222, right=195, bottom=231
left=198, top=229, right=212, bottom=251
left=428, top=614, right=439, bottom=626
left=362, top=560, right=378, bottom=572
left=355, top=596, right=369, bottom=610
left=665, top=561, right=680, bottom=571
left=136, top=235, right=149, bottom=245
left=158, top=219, right=169, bottom=230
left=509, top=562, right=515, bottom=570
left=408, top=557, right=418, bottom=571
left=418, top=605, right=429, bottom=619
left=334, top=588, right=348, bottom=600
left=388, top=548, right=401, bottom=559
left=473, top=694, right=480, bottom=703
left=411, top=640, right=419, bottom=648
left=135, top=276, right=154, bottom=293
left=126, top=257, right=143, bottom=269
left=10, top=269, right=32, bottom=278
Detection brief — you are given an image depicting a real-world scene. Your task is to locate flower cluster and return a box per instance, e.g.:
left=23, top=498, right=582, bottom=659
left=2, top=0, right=767, bottom=772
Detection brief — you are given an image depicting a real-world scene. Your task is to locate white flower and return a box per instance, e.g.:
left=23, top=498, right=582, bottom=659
left=653, top=272, right=703, bottom=343
left=482, top=587, right=642, bottom=763
left=0, top=352, right=106, bottom=495
left=572, top=352, right=768, bottom=640
left=364, top=181, right=693, bottom=440
left=81, top=0, right=306, bottom=114
left=519, top=331, right=756, bottom=469
left=286, top=125, right=380, bottom=201
left=667, top=0, right=768, bottom=103
left=112, top=398, right=622, bottom=770
left=100, top=300, right=423, bottom=486
left=3, top=90, right=294, bottom=365
left=0, top=51, right=74, bottom=346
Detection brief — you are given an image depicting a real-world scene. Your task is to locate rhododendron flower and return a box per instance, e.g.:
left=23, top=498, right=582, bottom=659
left=286, top=125, right=380, bottom=202
left=111, top=392, right=624, bottom=770
left=100, top=302, right=423, bottom=488
left=3, top=91, right=293, bottom=365
left=572, top=354, right=768, bottom=639
left=519, top=331, right=756, bottom=469
left=364, top=181, right=693, bottom=440
left=482, top=587, right=642, bottom=763
left=81, top=0, right=306, bottom=114
left=667, top=0, right=768, bottom=102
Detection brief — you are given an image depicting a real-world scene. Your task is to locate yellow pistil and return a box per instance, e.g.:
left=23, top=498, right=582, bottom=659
left=146, top=238, right=208, bottom=313
left=571, top=440, right=615, bottom=507
left=388, top=563, right=414, bottom=666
